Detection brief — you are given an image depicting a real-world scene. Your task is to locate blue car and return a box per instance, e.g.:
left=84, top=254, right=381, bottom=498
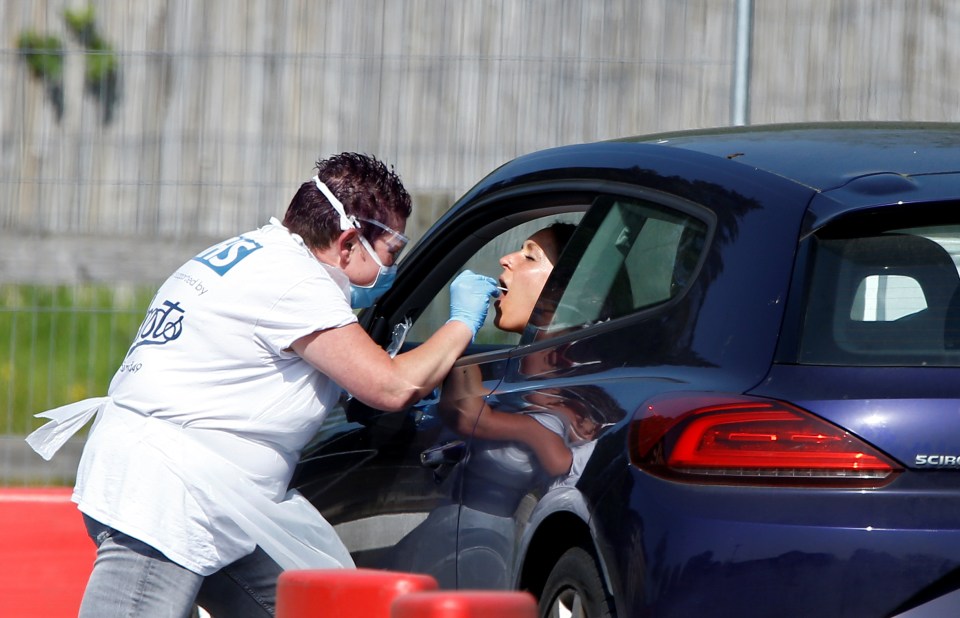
left=292, top=123, right=960, bottom=617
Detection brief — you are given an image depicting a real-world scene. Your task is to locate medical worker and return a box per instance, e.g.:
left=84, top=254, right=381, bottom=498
left=26, top=153, right=499, bottom=617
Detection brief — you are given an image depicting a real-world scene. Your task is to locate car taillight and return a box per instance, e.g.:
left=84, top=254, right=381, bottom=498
left=628, top=393, right=902, bottom=486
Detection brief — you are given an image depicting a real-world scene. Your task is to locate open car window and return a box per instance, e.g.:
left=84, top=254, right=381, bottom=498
left=404, top=213, right=585, bottom=348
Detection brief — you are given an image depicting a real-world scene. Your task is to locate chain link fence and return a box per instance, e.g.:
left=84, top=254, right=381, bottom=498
left=2, top=0, right=959, bottom=485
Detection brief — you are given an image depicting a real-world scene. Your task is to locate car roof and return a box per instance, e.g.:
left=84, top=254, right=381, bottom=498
left=626, top=121, right=960, bottom=192
left=436, top=122, right=960, bottom=244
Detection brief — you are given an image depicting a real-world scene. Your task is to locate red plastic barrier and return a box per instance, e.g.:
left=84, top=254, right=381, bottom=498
left=276, top=568, right=439, bottom=618
left=0, top=488, right=94, bottom=618
left=391, top=590, right=538, bottom=618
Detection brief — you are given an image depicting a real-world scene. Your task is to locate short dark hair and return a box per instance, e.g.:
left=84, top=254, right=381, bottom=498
left=283, top=152, right=412, bottom=250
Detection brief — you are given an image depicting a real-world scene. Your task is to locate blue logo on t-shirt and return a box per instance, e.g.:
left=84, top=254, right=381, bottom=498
left=193, top=235, right=263, bottom=276
left=128, top=299, right=185, bottom=354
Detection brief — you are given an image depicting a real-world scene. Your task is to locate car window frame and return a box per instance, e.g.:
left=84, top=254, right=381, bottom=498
left=519, top=186, right=717, bottom=347
left=779, top=200, right=960, bottom=367
left=364, top=181, right=715, bottom=362
left=362, top=183, right=598, bottom=354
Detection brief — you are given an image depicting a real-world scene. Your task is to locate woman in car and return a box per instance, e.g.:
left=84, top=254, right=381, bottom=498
left=439, top=222, right=597, bottom=481
left=490, top=223, right=576, bottom=334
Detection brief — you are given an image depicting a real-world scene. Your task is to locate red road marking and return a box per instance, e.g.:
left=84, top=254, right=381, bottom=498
left=0, top=487, right=93, bottom=618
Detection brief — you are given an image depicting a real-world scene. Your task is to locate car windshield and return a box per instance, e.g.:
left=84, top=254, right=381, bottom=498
left=796, top=214, right=960, bottom=367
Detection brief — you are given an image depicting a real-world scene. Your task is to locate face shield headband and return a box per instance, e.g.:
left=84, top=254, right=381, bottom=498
left=312, top=175, right=409, bottom=266
left=313, top=176, right=399, bottom=308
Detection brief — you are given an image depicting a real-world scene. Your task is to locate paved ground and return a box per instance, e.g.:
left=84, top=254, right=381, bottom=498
left=0, top=487, right=93, bottom=618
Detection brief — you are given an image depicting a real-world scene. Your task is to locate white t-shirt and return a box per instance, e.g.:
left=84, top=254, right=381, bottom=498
left=73, top=219, right=358, bottom=574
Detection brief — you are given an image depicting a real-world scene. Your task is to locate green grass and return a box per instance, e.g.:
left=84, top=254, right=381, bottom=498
left=0, top=284, right=154, bottom=435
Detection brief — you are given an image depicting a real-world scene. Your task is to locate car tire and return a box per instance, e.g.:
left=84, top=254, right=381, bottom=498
left=539, top=546, right=614, bottom=618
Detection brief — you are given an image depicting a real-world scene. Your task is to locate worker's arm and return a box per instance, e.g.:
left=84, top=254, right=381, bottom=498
left=293, top=319, right=472, bottom=411
left=292, top=270, right=498, bottom=412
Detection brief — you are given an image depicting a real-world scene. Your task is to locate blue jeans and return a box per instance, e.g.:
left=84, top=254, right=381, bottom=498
left=80, top=515, right=282, bottom=618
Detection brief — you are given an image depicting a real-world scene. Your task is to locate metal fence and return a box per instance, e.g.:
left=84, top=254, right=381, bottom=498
left=2, top=0, right=959, bottom=485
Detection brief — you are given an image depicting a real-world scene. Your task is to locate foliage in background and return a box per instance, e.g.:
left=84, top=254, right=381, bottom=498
left=16, top=31, right=64, bottom=81
left=16, top=31, right=65, bottom=120
left=16, top=5, right=120, bottom=124
left=64, top=5, right=120, bottom=122
left=0, top=285, right=153, bottom=434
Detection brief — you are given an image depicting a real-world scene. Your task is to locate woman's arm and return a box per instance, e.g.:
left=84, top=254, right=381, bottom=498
left=439, top=364, right=573, bottom=477
left=475, top=410, right=573, bottom=477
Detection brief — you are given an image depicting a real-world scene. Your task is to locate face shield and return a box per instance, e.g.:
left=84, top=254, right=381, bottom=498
left=313, top=176, right=407, bottom=308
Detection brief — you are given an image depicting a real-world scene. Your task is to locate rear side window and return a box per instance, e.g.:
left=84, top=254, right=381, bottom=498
left=531, top=195, right=708, bottom=337
left=798, top=223, right=960, bottom=366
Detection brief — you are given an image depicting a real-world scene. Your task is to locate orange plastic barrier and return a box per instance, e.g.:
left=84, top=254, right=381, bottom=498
left=391, top=590, right=538, bottom=618
left=276, top=568, right=439, bottom=618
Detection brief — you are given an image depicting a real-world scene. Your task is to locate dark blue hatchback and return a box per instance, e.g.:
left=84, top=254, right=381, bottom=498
left=292, top=123, right=960, bottom=617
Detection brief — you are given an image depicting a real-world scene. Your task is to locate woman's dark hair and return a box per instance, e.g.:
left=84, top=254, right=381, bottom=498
left=544, top=221, right=577, bottom=263
left=283, top=152, right=412, bottom=250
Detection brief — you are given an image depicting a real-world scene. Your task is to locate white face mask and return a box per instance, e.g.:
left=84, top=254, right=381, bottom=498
left=313, top=176, right=404, bottom=308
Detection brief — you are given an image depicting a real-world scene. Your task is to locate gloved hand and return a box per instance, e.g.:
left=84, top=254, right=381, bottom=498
left=448, top=270, right=500, bottom=340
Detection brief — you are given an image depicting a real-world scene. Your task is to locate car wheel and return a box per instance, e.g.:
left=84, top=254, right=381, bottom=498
left=539, top=546, right=614, bottom=618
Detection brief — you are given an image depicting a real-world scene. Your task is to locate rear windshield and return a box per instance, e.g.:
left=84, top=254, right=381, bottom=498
left=796, top=214, right=960, bottom=367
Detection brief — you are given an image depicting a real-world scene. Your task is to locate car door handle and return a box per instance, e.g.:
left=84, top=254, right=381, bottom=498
left=420, top=440, right=466, bottom=468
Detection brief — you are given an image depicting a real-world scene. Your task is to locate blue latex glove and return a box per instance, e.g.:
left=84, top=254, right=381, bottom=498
left=448, top=270, right=500, bottom=340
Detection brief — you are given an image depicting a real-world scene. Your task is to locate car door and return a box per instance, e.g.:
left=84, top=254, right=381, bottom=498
left=291, top=190, right=586, bottom=587
left=450, top=191, right=715, bottom=591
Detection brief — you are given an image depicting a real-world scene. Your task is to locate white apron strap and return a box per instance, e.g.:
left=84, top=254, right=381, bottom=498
left=25, top=397, right=109, bottom=461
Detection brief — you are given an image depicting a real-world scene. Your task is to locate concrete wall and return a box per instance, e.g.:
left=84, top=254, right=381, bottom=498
left=1, top=0, right=959, bottom=285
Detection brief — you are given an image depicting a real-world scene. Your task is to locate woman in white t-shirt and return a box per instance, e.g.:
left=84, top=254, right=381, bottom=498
left=440, top=223, right=584, bottom=476
left=27, top=153, right=499, bottom=618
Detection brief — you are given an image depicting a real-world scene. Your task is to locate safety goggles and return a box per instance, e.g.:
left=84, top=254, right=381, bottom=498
left=356, top=217, right=409, bottom=259
left=313, top=176, right=410, bottom=260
